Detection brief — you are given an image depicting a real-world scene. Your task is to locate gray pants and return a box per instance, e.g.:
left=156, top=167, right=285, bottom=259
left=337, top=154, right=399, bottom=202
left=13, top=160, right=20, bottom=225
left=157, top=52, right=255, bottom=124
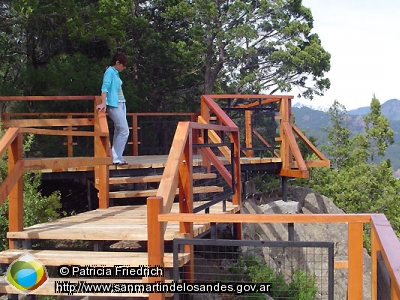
left=107, top=102, right=129, bottom=163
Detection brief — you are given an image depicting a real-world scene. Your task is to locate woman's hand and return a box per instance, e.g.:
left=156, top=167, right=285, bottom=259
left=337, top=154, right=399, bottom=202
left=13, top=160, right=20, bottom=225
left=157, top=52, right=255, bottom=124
left=96, top=103, right=106, bottom=112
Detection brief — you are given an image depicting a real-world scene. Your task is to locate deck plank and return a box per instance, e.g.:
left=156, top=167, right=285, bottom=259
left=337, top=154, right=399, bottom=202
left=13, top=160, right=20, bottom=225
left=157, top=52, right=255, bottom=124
left=0, top=277, right=174, bottom=297
left=39, top=155, right=282, bottom=173
left=0, top=250, right=189, bottom=268
left=6, top=202, right=239, bottom=241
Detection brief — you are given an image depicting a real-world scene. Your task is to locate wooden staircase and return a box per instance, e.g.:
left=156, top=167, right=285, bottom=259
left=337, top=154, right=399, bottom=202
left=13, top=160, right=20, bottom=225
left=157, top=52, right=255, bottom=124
left=108, top=170, right=222, bottom=201
left=0, top=171, right=238, bottom=297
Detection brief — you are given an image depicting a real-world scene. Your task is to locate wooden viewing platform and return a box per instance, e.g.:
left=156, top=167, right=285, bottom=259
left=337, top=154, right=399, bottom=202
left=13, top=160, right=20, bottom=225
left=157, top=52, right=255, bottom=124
left=0, top=95, right=399, bottom=299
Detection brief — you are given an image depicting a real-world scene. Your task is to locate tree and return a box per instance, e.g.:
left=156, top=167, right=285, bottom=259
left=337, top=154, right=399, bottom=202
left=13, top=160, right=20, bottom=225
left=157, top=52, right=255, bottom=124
left=362, top=96, right=394, bottom=163
left=166, top=0, right=331, bottom=98
left=303, top=97, right=400, bottom=241
left=321, top=100, right=351, bottom=171
left=1, top=0, right=331, bottom=113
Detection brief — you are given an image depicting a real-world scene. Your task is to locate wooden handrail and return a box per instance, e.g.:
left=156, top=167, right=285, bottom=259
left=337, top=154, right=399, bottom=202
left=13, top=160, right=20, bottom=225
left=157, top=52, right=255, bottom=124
left=157, top=122, right=190, bottom=226
left=147, top=96, right=243, bottom=300
left=0, top=127, right=20, bottom=157
left=158, top=212, right=400, bottom=300
left=0, top=96, right=95, bottom=101
left=0, top=96, right=111, bottom=243
left=158, top=213, right=372, bottom=223
left=371, top=214, right=400, bottom=298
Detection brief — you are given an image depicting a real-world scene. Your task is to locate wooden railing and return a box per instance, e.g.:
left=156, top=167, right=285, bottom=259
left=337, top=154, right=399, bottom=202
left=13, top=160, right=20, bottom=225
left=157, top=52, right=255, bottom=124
left=156, top=212, right=400, bottom=300
left=2, top=94, right=398, bottom=299
left=1, top=95, right=329, bottom=180
left=146, top=95, right=242, bottom=300
left=209, top=94, right=330, bottom=178
left=2, top=112, right=198, bottom=157
left=0, top=96, right=111, bottom=248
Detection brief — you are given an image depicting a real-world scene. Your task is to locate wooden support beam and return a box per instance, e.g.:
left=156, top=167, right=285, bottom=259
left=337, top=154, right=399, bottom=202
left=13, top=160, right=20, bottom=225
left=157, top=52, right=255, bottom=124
left=0, top=127, right=19, bottom=157
left=245, top=110, right=254, bottom=157
left=94, top=96, right=110, bottom=208
left=4, top=118, right=94, bottom=128
left=179, top=135, right=194, bottom=282
left=348, top=222, right=364, bottom=299
left=8, top=132, right=24, bottom=249
left=198, top=138, right=232, bottom=188
left=159, top=213, right=372, bottom=223
left=19, top=127, right=104, bottom=137
left=0, top=160, right=24, bottom=207
left=253, top=129, right=280, bottom=158
left=157, top=122, right=190, bottom=233
left=292, top=124, right=329, bottom=161
left=24, top=157, right=111, bottom=171
left=147, top=196, right=165, bottom=300
left=197, top=116, right=231, bottom=160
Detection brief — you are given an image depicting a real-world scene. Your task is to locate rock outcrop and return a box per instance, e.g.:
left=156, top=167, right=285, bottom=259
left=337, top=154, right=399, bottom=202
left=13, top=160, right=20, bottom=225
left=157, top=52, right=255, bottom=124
left=242, top=185, right=371, bottom=300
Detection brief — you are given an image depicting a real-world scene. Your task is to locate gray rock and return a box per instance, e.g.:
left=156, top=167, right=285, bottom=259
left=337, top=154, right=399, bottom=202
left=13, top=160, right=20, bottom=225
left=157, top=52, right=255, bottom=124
left=241, top=186, right=371, bottom=300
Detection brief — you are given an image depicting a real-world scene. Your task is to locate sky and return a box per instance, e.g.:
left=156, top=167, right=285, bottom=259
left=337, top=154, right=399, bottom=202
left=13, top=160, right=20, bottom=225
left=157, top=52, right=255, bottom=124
left=292, top=0, right=400, bottom=110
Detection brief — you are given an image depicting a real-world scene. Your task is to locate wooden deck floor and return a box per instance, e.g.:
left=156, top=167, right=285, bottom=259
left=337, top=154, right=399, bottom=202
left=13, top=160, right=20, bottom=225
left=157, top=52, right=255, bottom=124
left=39, top=155, right=282, bottom=173
left=7, top=201, right=240, bottom=242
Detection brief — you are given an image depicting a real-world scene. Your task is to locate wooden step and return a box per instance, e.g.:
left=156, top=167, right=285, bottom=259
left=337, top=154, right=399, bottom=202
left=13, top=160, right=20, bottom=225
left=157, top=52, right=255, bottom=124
left=109, top=172, right=217, bottom=185
left=0, top=249, right=189, bottom=268
left=0, top=277, right=173, bottom=297
left=109, top=185, right=224, bottom=199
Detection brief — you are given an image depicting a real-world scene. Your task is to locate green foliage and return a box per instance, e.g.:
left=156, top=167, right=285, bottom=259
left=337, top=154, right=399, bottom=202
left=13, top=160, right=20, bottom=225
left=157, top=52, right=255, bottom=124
left=0, top=127, right=62, bottom=250
left=362, top=96, right=394, bottom=163
left=321, top=100, right=351, bottom=171
left=228, top=254, right=318, bottom=299
left=251, top=173, right=281, bottom=193
left=1, top=0, right=330, bottom=114
left=301, top=97, right=400, bottom=245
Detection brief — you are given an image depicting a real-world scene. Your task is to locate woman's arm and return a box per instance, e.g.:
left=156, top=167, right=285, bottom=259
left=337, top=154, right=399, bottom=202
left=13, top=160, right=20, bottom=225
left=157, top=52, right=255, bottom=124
left=96, top=91, right=107, bottom=111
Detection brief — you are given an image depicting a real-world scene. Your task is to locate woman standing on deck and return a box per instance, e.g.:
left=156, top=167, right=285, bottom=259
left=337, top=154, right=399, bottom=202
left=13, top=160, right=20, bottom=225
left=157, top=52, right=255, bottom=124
left=96, top=51, right=130, bottom=165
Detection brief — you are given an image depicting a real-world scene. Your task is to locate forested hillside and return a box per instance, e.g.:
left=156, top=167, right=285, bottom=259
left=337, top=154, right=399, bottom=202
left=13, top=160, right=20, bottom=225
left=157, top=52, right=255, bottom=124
left=293, top=99, right=400, bottom=176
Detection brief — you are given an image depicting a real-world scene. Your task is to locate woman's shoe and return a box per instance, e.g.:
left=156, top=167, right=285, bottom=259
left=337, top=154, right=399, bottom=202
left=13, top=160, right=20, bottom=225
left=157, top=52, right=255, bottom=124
left=113, top=161, right=129, bottom=166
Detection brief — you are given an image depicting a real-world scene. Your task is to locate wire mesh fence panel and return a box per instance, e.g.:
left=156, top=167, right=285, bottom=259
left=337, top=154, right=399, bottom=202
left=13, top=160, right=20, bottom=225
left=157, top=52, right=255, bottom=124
left=138, top=117, right=188, bottom=155
left=218, top=100, right=278, bottom=158
left=191, top=143, right=234, bottom=213
left=173, top=239, right=334, bottom=300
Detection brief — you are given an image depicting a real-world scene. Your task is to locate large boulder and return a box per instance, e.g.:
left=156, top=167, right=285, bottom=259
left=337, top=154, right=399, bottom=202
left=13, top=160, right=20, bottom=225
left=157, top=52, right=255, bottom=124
left=241, top=186, right=371, bottom=300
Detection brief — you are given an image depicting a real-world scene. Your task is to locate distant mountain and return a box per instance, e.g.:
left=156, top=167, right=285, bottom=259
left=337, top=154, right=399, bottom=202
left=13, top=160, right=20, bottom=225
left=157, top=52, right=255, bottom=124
left=293, top=102, right=329, bottom=112
left=346, top=99, right=400, bottom=120
left=293, top=99, right=400, bottom=177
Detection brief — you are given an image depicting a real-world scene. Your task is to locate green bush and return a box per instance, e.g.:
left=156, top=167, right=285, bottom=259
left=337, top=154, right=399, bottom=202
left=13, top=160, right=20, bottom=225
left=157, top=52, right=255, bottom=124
left=228, top=254, right=318, bottom=299
left=0, top=129, right=62, bottom=250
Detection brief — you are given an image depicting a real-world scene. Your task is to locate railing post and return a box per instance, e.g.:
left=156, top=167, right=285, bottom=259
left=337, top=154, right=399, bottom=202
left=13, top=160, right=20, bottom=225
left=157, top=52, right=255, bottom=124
left=371, top=223, right=379, bottom=300
left=231, top=130, right=242, bottom=240
left=132, top=114, right=139, bottom=156
left=8, top=132, right=23, bottom=249
left=245, top=110, right=253, bottom=157
left=63, top=114, right=76, bottom=157
left=179, top=134, right=194, bottom=282
left=94, top=96, right=109, bottom=208
left=280, top=97, right=291, bottom=171
left=147, top=196, right=165, bottom=300
left=348, top=222, right=364, bottom=299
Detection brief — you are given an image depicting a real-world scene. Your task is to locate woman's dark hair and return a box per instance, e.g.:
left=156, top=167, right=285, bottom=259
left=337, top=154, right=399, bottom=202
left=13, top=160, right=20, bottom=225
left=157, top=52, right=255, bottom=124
left=110, top=52, right=128, bottom=66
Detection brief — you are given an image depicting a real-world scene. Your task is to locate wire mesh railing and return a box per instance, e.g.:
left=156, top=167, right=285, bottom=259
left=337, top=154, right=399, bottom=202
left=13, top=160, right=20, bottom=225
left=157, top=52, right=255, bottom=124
left=173, top=238, right=334, bottom=300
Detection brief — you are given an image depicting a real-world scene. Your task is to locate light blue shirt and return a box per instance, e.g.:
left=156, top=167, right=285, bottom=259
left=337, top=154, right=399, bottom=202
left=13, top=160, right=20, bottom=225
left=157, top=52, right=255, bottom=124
left=101, top=66, right=125, bottom=107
